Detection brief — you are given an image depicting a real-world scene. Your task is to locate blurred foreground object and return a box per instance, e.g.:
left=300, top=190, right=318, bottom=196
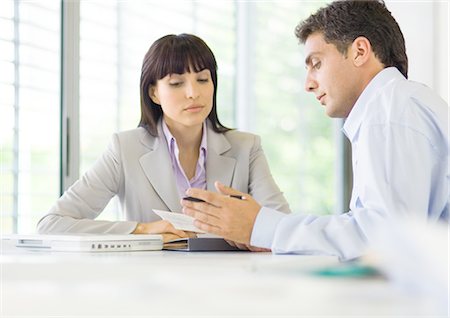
left=368, top=217, right=449, bottom=315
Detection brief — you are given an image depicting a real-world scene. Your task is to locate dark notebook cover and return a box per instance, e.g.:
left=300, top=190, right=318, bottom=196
left=163, top=237, right=241, bottom=251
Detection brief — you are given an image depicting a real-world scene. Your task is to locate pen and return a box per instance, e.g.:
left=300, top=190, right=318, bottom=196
left=183, top=195, right=245, bottom=202
left=183, top=196, right=206, bottom=202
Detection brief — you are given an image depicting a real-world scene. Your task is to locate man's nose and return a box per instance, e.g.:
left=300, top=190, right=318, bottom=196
left=304, top=73, right=317, bottom=92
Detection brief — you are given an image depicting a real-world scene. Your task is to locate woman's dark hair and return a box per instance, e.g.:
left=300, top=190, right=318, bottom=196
left=139, top=33, right=231, bottom=136
left=295, top=0, right=408, bottom=78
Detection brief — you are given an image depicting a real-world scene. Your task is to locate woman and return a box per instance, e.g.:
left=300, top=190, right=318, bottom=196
left=37, top=34, right=290, bottom=242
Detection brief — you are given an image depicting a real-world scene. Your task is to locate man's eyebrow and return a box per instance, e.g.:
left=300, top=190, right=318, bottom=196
left=305, top=52, right=319, bottom=66
left=305, top=52, right=320, bottom=65
left=305, top=54, right=312, bottom=66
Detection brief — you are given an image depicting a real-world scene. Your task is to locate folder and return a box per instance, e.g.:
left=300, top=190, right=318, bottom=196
left=164, top=237, right=241, bottom=251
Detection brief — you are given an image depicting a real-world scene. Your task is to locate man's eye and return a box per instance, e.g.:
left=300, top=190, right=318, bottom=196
left=312, top=61, right=321, bottom=70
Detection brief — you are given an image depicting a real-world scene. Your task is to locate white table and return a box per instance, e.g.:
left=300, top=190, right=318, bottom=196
left=1, top=239, right=440, bottom=317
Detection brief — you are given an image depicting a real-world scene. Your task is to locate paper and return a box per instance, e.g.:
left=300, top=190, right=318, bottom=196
left=153, top=209, right=205, bottom=233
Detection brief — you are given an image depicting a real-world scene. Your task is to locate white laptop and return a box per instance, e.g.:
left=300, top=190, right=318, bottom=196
left=8, top=233, right=163, bottom=252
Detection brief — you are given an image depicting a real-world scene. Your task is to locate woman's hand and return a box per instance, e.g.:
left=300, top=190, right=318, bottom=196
left=132, top=220, right=197, bottom=242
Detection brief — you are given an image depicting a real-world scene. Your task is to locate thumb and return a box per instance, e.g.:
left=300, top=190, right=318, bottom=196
left=215, top=181, right=246, bottom=196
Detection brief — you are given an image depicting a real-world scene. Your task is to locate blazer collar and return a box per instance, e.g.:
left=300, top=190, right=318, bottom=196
left=139, top=121, right=181, bottom=212
left=205, top=123, right=236, bottom=192
left=138, top=125, right=158, bottom=150
left=138, top=120, right=237, bottom=211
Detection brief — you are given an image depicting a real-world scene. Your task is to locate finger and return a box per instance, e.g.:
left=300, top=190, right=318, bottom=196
left=193, top=219, right=222, bottom=236
left=225, top=239, right=237, bottom=248
left=234, top=242, right=249, bottom=250
left=182, top=201, right=223, bottom=220
left=172, top=229, right=189, bottom=237
left=160, top=221, right=189, bottom=237
left=183, top=206, right=222, bottom=227
left=215, top=181, right=247, bottom=197
left=184, top=231, right=198, bottom=238
left=162, top=233, right=185, bottom=243
left=166, top=227, right=189, bottom=237
left=246, top=245, right=271, bottom=252
left=184, top=188, right=225, bottom=207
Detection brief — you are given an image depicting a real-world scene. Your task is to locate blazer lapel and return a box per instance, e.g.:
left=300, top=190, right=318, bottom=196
left=206, top=126, right=236, bottom=192
left=138, top=125, right=182, bottom=212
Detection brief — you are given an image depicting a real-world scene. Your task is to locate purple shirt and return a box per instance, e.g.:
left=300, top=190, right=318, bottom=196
left=162, top=120, right=207, bottom=199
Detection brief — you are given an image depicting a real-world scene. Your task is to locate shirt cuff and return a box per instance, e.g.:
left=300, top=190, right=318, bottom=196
left=250, top=207, right=286, bottom=249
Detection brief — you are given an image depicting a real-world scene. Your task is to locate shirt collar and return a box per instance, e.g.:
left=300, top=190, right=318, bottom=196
left=343, top=67, right=405, bottom=141
left=161, top=120, right=208, bottom=154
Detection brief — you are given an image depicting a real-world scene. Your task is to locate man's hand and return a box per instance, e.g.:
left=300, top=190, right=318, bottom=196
left=225, top=240, right=271, bottom=252
left=181, top=181, right=261, bottom=245
left=132, top=220, right=197, bottom=243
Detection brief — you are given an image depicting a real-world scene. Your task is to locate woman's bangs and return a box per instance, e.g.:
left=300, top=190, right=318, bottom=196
left=155, top=46, right=214, bottom=79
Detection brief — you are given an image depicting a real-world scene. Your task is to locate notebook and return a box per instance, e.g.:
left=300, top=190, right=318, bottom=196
left=8, top=233, right=163, bottom=252
left=164, top=237, right=241, bottom=251
left=164, top=234, right=241, bottom=252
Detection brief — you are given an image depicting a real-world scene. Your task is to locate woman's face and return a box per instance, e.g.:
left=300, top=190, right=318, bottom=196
left=150, top=68, right=214, bottom=131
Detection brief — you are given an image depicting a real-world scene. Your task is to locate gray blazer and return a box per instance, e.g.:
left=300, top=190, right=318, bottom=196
left=37, top=121, right=290, bottom=234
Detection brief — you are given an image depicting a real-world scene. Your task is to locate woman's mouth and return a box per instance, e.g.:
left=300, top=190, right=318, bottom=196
left=185, top=105, right=204, bottom=112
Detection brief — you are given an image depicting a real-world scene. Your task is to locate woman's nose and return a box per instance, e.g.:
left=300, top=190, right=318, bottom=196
left=186, top=81, right=200, bottom=99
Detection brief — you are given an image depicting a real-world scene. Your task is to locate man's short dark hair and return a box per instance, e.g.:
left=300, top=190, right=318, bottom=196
left=295, top=0, right=408, bottom=78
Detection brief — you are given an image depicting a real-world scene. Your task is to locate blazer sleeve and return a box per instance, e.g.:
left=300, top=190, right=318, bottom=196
left=36, top=133, right=138, bottom=234
left=248, top=135, right=291, bottom=214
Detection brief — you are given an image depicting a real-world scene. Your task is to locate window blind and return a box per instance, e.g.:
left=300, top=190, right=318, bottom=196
left=0, top=0, right=61, bottom=233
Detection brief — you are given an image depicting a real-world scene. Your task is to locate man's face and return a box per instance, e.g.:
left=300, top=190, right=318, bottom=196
left=304, top=32, right=361, bottom=118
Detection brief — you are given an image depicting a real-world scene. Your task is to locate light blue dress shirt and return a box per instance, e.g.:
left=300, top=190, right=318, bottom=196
left=251, top=67, right=449, bottom=260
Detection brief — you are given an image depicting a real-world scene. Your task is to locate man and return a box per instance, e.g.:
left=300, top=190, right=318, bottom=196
left=181, top=0, right=449, bottom=260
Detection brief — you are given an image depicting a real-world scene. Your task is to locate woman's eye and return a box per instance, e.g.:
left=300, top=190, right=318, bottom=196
left=198, top=78, right=209, bottom=83
left=169, top=82, right=182, bottom=87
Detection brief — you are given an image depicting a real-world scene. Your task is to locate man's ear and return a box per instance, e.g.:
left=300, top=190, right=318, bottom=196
left=149, top=86, right=160, bottom=105
left=351, top=36, right=372, bottom=67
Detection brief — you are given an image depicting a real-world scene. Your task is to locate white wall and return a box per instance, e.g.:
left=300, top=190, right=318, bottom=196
left=386, top=0, right=449, bottom=103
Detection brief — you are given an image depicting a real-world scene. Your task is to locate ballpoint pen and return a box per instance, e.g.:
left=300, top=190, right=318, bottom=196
left=229, top=195, right=245, bottom=200
left=183, top=195, right=245, bottom=202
